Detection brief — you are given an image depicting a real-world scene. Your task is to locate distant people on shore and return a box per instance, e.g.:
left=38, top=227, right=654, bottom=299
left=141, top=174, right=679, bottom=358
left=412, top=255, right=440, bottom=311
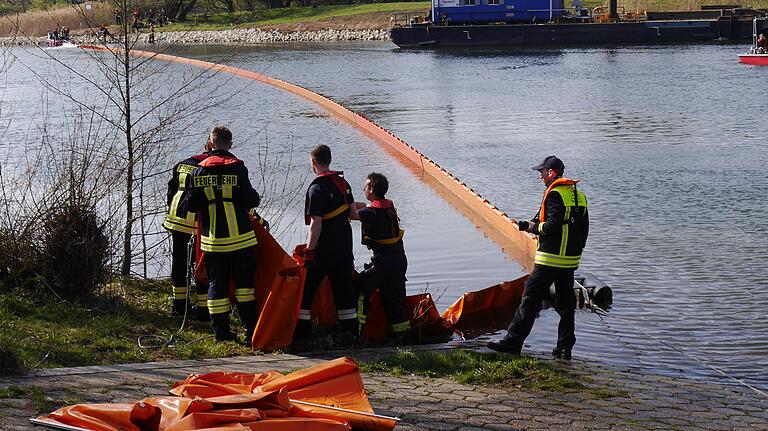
left=132, top=6, right=141, bottom=32
left=99, top=23, right=115, bottom=42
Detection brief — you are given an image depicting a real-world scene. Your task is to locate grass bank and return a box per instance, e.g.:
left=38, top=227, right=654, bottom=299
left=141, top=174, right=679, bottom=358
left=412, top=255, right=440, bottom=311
left=361, top=350, right=629, bottom=398
left=0, top=278, right=250, bottom=373
left=6, top=1, right=768, bottom=38
left=163, top=2, right=430, bottom=31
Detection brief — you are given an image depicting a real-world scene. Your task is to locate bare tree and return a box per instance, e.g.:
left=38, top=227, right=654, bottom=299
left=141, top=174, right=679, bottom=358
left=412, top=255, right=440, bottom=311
left=5, top=0, right=253, bottom=277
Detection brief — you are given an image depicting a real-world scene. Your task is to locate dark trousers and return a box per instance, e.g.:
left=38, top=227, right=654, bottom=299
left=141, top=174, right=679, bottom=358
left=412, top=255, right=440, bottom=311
left=355, top=251, right=409, bottom=333
left=504, top=265, right=576, bottom=352
left=204, top=247, right=256, bottom=317
left=296, top=254, right=356, bottom=338
left=170, top=231, right=193, bottom=289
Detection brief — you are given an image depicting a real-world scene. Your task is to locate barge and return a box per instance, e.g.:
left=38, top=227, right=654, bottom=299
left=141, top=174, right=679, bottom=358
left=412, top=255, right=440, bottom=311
left=390, top=1, right=767, bottom=47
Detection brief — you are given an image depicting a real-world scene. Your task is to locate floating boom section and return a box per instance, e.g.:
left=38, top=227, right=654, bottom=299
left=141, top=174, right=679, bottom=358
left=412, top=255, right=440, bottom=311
left=79, top=45, right=537, bottom=272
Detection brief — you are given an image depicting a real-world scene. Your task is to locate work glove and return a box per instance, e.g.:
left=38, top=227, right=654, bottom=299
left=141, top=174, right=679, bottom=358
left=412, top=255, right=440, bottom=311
left=516, top=220, right=530, bottom=232
left=301, top=248, right=316, bottom=267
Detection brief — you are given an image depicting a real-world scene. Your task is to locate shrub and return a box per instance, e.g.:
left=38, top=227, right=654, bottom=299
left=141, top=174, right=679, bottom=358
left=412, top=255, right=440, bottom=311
left=0, top=345, right=21, bottom=373
left=0, top=229, right=41, bottom=294
left=40, top=203, right=109, bottom=302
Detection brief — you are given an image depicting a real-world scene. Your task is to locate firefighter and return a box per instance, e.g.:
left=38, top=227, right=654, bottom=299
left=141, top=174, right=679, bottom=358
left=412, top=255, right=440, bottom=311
left=163, top=141, right=212, bottom=318
left=353, top=173, right=410, bottom=344
left=488, top=155, right=589, bottom=360
left=187, top=126, right=261, bottom=345
left=294, top=145, right=359, bottom=348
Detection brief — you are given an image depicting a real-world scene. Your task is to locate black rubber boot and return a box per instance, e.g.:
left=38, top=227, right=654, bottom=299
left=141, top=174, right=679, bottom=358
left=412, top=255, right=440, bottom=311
left=211, top=313, right=238, bottom=343
left=194, top=306, right=210, bottom=323
left=552, top=347, right=572, bottom=360
left=487, top=338, right=522, bottom=355
left=391, top=329, right=412, bottom=347
left=171, top=299, right=187, bottom=316
left=292, top=319, right=312, bottom=340
left=237, top=302, right=257, bottom=349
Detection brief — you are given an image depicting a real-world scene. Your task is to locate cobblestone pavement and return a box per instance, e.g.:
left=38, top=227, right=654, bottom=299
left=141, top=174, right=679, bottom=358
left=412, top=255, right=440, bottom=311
left=1, top=343, right=766, bottom=431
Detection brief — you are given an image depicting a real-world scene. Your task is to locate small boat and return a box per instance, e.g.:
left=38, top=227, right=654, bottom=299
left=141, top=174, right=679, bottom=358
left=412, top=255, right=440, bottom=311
left=738, top=52, right=768, bottom=65
left=739, top=17, right=768, bottom=65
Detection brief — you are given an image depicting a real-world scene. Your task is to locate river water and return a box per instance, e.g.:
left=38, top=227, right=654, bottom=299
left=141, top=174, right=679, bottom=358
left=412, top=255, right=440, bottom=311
left=3, top=41, right=767, bottom=391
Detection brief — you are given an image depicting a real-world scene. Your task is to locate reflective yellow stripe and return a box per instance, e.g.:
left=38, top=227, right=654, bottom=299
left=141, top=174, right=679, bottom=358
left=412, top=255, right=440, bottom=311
left=235, top=288, right=255, bottom=303
left=560, top=206, right=571, bottom=256
left=207, top=298, right=230, bottom=315
left=223, top=201, right=238, bottom=238
left=222, top=184, right=239, bottom=239
left=357, top=294, right=366, bottom=324
left=534, top=251, right=581, bottom=268
left=196, top=297, right=208, bottom=307
left=163, top=216, right=196, bottom=234
left=204, top=186, right=216, bottom=243
left=390, top=321, right=410, bottom=333
left=200, top=230, right=257, bottom=253
left=322, top=204, right=348, bottom=220
left=364, top=228, right=405, bottom=245
left=172, top=285, right=188, bottom=300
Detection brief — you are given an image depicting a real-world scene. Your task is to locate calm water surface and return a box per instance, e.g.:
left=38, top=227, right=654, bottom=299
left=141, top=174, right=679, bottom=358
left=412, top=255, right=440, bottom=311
left=4, top=42, right=767, bottom=390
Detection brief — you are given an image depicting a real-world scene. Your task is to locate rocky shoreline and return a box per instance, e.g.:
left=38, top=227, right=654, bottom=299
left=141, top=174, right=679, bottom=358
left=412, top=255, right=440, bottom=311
left=0, top=28, right=391, bottom=46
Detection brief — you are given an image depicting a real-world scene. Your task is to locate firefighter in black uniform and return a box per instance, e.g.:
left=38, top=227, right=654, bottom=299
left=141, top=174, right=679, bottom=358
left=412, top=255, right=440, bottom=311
left=353, top=173, right=410, bottom=343
left=163, top=141, right=212, bottom=318
left=187, top=126, right=261, bottom=344
left=488, top=155, right=589, bottom=360
left=294, top=145, right=359, bottom=348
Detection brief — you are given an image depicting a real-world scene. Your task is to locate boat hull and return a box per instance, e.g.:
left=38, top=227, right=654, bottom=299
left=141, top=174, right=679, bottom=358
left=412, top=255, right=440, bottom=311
left=739, top=53, right=768, bottom=65
left=390, top=18, right=762, bottom=48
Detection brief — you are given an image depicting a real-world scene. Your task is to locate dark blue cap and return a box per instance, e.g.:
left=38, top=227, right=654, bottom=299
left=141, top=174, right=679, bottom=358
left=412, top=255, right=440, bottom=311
left=531, top=155, right=565, bottom=173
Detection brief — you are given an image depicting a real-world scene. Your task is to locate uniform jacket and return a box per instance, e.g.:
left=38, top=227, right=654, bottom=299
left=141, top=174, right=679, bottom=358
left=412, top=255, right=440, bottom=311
left=187, top=150, right=260, bottom=253
left=163, top=153, right=209, bottom=235
left=530, top=177, right=589, bottom=269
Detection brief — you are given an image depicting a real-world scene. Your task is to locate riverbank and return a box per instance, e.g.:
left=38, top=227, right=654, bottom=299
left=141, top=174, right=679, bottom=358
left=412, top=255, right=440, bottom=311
left=1, top=343, right=766, bottom=430
left=0, top=27, right=390, bottom=46
left=0, top=2, right=423, bottom=44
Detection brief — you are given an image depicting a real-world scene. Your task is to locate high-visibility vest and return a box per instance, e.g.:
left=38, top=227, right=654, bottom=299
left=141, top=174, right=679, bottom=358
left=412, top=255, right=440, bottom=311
left=534, top=177, right=589, bottom=269
left=163, top=153, right=209, bottom=235
left=190, top=151, right=260, bottom=253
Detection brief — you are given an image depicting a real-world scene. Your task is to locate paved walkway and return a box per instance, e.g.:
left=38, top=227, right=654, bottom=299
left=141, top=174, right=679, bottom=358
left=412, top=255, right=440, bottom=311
left=1, top=342, right=767, bottom=430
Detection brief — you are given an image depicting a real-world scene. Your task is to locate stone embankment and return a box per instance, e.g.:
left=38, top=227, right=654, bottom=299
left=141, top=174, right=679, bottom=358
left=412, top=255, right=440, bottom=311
left=2, top=342, right=768, bottom=430
left=0, top=28, right=390, bottom=46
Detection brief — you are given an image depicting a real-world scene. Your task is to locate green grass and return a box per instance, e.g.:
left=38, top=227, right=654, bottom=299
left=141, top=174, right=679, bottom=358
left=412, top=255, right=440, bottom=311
left=361, top=350, right=585, bottom=391
left=361, top=350, right=632, bottom=397
left=0, top=386, right=27, bottom=399
left=161, top=2, right=430, bottom=31
left=0, top=278, right=252, bottom=372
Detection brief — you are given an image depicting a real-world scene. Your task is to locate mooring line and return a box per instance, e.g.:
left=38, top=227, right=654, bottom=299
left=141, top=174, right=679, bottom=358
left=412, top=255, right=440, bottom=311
left=591, top=307, right=768, bottom=400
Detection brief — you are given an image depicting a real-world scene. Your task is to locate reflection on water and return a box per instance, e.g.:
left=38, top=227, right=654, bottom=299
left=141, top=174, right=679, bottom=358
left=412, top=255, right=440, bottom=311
left=4, top=41, right=768, bottom=390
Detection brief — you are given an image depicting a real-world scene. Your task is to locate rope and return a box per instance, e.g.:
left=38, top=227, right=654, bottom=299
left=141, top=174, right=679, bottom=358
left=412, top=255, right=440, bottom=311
left=137, top=235, right=198, bottom=349
left=587, top=304, right=768, bottom=399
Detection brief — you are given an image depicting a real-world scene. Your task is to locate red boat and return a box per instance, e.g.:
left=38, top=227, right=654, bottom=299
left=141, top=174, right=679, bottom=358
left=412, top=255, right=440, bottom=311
left=739, top=53, right=768, bottom=65
left=739, top=17, right=768, bottom=65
